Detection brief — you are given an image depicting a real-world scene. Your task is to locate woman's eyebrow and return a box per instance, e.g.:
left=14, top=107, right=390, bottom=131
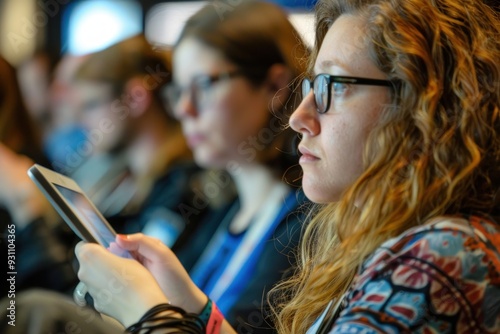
left=317, top=58, right=351, bottom=73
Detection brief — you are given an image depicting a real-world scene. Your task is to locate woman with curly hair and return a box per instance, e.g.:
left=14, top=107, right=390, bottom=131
left=5, top=0, right=499, bottom=332
left=273, top=0, right=500, bottom=332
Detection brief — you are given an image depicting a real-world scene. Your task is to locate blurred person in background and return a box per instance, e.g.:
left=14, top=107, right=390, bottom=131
left=16, top=50, right=58, bottom=136
left=0, top=56, right=44, bottom=164
left=43, top=53, right=91, bottom=175
left=55, top=34, right=216, bottom=248
left=0, top=55, right=78, bottom=297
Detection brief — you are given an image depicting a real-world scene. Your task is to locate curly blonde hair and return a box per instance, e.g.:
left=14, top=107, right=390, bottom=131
left=270, top=0, right=500, bottom=332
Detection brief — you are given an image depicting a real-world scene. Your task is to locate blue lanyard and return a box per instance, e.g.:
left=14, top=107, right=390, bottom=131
left=191, top=188, right=300, bottom=314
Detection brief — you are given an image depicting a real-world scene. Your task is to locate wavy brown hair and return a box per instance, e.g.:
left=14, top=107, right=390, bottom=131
left=270, top=0, right=500, bottom=332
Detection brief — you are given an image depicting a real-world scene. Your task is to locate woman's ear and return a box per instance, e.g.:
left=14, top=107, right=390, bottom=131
left=123, top=77, right=153, bottom=118
left=264, top=63, right=293, bottom=105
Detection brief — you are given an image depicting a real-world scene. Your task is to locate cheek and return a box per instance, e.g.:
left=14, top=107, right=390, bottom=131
left=201, top=107, right=234, bottom=145
left=303, top=117, right=369, bottom=203
left=327, top=107, right=385, bottom=198
left=302, top=92, right=388, bottom=203
left=90, top=113, right=125, bottom=149
left=191, top=110, right=235, bottom=164
left=322, top=127, right=364, bottom=202
left=212, top=96, right=262, bottom=143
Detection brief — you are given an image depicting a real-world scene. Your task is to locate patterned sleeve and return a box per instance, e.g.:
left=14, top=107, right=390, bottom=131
left=329, top=219, right=500, bottom=334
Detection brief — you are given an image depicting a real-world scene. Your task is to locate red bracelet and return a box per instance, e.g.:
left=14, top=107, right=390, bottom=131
left=206, top=301, right=224, bottom=334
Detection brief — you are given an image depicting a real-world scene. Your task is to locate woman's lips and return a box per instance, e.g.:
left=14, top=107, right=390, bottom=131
left=298, top=145, right=320, bottom=163
left=186, top=134, right=205, bottom=147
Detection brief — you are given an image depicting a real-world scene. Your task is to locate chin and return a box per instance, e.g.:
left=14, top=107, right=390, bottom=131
left=302, top=181, right=339, bottom=204
left=303, top=188, right=328, bottom=204
left=304, top=193, right=333, bottom=204
left=193, top=151, right=226, bottom=170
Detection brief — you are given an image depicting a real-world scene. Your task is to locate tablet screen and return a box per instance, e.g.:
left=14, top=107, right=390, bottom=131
left=55, top=184, right=132, bottom=258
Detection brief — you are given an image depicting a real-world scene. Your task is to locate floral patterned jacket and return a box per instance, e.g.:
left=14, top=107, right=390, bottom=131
left=328, top=215, right=500, bottom=334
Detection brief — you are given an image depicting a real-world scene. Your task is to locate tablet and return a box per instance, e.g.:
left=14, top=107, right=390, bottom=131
left=27, top=163, right=132, bottom=258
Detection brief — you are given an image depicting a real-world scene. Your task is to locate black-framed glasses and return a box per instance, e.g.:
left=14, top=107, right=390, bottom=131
left=302, top=74, right=392, bottom=114
left=165, top=70, right=245, bottom=110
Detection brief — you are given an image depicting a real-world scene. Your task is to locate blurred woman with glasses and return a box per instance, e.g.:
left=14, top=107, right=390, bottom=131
left=158, top=1, right=310, bottom=329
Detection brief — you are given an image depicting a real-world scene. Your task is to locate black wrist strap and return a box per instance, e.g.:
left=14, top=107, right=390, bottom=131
left=125, top=303, right=205, bottom=334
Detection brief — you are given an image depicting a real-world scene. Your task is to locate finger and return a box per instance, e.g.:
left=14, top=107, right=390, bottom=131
left=75, top=241, right=106, bottom=261
left=74, top=240, right=87, bottom=257
left=108, top=241, right=126, bottom=255
left=115, top=233, right=171, bottom=262
left=73, top=282, right=88, bottom=307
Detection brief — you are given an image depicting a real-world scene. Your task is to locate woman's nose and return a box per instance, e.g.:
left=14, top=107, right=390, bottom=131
left=289, top=91, right=320, bottom=137
left=172, top=89, right=198, bottom=120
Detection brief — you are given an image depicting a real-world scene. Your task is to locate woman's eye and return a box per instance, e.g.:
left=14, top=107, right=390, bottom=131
left=332, top=82, right=348, bottom=96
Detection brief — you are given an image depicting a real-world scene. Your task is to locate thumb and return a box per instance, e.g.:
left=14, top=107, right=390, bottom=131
left=116, top=233, right=170, bottom=262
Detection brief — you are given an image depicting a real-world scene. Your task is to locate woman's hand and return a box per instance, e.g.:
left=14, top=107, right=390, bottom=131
left=75, top=241, right=170, bottom=328
left=114, top=233, right=208, bottom=314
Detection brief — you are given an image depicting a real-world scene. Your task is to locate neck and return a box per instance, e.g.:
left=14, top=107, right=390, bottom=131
left=228, top=164, right=289, bottom=233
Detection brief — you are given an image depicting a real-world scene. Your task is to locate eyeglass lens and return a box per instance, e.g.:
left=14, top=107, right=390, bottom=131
left=166, top=72, right=242, bottom=111
left=302, top=75, right=328, bottom=113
